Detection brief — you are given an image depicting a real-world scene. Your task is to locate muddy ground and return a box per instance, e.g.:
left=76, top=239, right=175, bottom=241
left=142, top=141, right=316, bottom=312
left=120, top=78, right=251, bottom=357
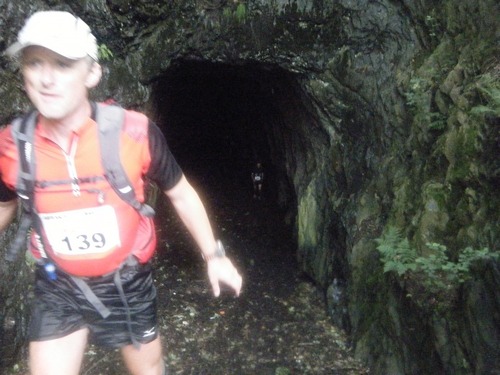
left=4, top=168, right=371, bottom=375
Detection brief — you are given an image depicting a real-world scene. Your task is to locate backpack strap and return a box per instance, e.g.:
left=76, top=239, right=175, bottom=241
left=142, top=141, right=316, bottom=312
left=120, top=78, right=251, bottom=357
left=5, top=111, right=38, bottom=262
left=95, top=102, right=155, bottom=218
left=12, top=111, right=38, bottom=202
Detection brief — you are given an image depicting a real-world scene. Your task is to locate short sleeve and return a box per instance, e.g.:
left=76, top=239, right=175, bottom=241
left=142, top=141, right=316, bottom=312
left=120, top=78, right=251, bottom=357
left=146, top=121, right=183, bottom=190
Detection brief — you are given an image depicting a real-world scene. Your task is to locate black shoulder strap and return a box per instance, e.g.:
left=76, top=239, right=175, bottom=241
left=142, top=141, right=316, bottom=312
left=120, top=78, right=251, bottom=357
left=95, top=102, right=155, bottom=218
left=12, top=111, right=38, bottom=202
left=6, top=111, right=38, bottom=262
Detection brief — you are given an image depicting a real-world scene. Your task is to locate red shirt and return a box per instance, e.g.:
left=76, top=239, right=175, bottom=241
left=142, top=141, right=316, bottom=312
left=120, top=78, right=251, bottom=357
left=0, top=103, right=182, bottom=276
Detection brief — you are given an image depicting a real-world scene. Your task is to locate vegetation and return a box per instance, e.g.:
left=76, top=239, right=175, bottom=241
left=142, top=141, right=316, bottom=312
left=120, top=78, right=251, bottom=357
left=235, top=3, right=247, bottom=22
left=375, top=227, right=498, bottom=310
left=222, top=3, right=247, bottom=24
left=404, top=77, right=447, bottom=131
left=470, top=73, right=500, bottom=117
left=97, top=44, right=114, bottom=62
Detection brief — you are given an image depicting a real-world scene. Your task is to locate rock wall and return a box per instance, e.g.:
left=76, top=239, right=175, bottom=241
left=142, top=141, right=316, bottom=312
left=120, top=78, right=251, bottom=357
left=1, top=0, right=500, bottom=373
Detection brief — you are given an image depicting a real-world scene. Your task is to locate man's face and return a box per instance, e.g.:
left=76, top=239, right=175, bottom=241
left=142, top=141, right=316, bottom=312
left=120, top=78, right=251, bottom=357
left=21, top=46, right=101, bottom=121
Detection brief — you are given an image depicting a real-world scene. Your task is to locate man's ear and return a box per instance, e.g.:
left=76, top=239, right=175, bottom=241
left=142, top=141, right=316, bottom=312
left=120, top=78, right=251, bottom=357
left=85, top=61, right=102, bottom=89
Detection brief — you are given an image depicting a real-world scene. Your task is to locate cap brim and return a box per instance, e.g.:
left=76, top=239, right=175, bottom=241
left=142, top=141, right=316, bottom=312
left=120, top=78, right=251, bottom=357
left=4, top=41, right=87, bottom=60
left=5, top=41, right=24, bottom=57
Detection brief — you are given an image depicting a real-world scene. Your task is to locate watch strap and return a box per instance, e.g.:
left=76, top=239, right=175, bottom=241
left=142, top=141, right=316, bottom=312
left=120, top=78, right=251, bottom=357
left=202, top=240, right=226, bottom=261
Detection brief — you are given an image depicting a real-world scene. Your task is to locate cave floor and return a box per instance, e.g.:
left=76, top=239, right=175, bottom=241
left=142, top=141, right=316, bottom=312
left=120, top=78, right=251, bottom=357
left=10, top=172, right=370, bottom=375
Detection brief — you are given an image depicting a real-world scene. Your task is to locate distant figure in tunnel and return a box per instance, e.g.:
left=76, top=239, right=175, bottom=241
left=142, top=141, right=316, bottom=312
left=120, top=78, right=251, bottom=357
left=252, top=162, right=264, bottom=199
left=0, top=11, right=242, bottom=375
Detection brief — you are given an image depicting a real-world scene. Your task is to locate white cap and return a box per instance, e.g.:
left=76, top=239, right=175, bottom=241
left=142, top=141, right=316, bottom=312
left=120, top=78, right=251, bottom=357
left=6, top=11, right=98, bottom=61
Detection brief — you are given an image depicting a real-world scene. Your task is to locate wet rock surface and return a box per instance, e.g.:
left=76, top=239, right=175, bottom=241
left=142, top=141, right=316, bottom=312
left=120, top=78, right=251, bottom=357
left=77, top=172, right=370, bottom=375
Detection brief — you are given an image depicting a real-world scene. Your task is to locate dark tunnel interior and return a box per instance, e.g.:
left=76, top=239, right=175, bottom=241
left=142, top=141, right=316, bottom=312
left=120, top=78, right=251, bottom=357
left=149, top=59, right=303, bottom=283
left=150, top=60, right=295, bottom=204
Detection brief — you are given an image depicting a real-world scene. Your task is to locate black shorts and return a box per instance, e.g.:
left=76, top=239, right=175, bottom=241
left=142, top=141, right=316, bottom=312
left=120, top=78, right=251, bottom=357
left=29, top=258, right=159, bottom=348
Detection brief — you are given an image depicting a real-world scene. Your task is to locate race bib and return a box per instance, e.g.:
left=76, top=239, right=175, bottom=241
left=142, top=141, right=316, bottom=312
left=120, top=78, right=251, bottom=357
left=255, top=176, right=261, bottom=181
left=39, top=205, right=121, bottom=256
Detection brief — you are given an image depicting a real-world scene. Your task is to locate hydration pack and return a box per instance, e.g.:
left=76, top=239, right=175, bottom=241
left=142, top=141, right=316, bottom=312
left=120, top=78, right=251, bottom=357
left=5, top=102, right=155, bottom=262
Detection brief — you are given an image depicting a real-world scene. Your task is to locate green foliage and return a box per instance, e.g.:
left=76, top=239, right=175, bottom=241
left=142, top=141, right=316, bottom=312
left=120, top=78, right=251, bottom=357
left=404, top=77, right=427, bottom=108
left=375, top=227, right=418, bottom=276
left=428, top=112, right=447, bottom=130
left=235, top=3, right=247, bottom=23
left=222, top=7, right=232, bottom=18
left=98, top=44, right=114, bottom=62
left=221, top=3, right=247, bottom=24
left=424, top=9, right=442, bottom=40
left=470, top=74, right=500, bottom=117
left=376, top=227, right=498, bottom=307
left=404, top=77, right=447, bottom=131
left=425, top=15, right=438, bottom=37
left=414, top=243, right=463, bottom=289
left=275, top=367, right=291, bottom=375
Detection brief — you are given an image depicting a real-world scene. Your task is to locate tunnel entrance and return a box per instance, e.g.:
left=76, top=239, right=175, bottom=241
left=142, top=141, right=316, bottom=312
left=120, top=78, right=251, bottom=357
left=150, top=59, right=297, bottom=207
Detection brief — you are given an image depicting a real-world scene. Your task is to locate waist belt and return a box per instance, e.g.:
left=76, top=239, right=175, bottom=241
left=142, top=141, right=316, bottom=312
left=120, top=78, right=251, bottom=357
left=69, top=255, right=141, bottom=349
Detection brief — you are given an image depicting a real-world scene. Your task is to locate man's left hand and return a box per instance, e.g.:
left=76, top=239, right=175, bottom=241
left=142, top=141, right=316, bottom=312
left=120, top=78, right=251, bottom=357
left=207, top=257, right=242, bottom=297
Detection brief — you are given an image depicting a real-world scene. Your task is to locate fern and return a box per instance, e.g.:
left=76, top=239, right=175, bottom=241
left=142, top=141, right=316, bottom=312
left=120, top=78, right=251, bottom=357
left=470, top=105, right=498, bottom=116
left=471, top=74, right=500, bottom=117
left=428, top=112, right=447, bottom=130
left=376, top=228, right=499, bottom=311
left=375, top=228, right=418, bottom=276
left=98, top=44, right=114, bottom=61
left=376, top=228, right=499, bottom=285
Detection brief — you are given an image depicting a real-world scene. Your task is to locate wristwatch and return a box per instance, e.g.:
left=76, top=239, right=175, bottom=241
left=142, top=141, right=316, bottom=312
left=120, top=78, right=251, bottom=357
left=202, top=240, right=226, bottom=261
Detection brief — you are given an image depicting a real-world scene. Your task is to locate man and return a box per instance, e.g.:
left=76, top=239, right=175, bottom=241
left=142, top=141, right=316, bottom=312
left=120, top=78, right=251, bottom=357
left=0, top=11, right=242, bottom=375
left=251, top=162, right=264, bottom=199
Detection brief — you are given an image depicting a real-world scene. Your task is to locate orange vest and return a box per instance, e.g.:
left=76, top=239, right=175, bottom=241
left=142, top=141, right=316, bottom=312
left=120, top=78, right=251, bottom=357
left=0, top=105, right=156, bottom=277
